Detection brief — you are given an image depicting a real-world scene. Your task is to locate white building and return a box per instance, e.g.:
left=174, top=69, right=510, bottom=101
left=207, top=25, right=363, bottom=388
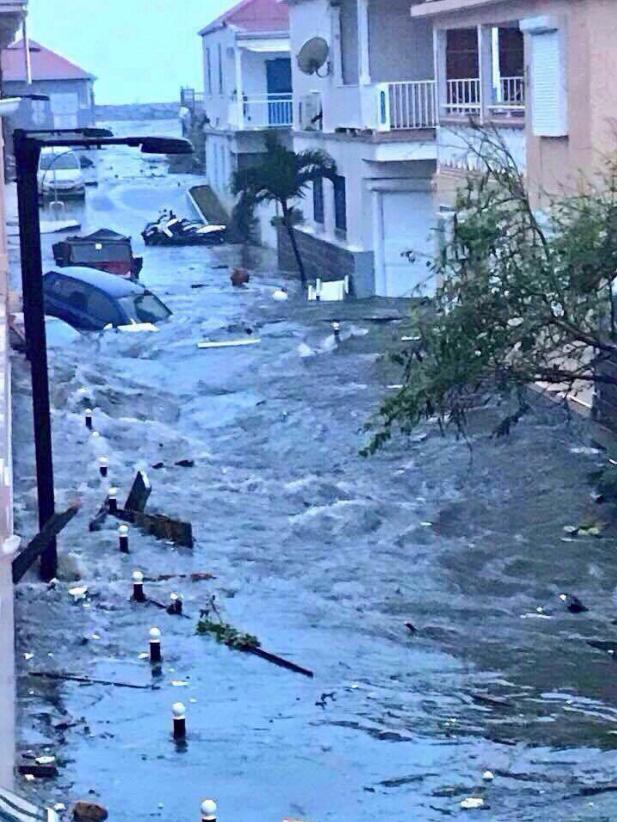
left=199, top=0, right=292, bottom=247
left=283, top=0, right=437, bottom=297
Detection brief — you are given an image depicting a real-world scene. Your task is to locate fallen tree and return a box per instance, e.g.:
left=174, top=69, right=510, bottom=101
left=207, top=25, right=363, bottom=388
left=364, top=131, right=617, bottom=453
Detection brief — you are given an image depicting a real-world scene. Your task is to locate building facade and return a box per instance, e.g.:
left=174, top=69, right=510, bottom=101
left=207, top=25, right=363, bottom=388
left=199, top=0, right=292, bottom=247
left=283, top=0, right=437, bottom=298
left=412, top=0, right=617, bottom=208
left=2, top=38, right=95, bottom=132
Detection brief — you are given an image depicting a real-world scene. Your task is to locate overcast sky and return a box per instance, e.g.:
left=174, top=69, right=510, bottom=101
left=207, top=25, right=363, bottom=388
left=27, top=0, right=238, bottom=104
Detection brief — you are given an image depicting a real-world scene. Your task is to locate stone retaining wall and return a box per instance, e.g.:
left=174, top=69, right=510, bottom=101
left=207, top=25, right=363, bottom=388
left=276, top=225, right=375, bottom=297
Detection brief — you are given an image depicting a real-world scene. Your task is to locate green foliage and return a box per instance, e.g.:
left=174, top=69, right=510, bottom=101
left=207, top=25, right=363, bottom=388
left=231, top=132, right=336, bottom=286
left=196, top=597, right=260, bottom=649
left=196, top=615, right=260, bottom=649
left=365, top=129, right=617, bottom=452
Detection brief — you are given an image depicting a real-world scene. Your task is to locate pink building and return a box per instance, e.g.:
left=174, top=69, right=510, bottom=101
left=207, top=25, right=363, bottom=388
left=412, top=0, right=617, bottom=207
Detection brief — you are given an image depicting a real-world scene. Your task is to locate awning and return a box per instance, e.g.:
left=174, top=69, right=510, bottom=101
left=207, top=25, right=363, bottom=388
left=238, top=38, right=290, bottom=53
left=0, top=788, right=58, bottom=822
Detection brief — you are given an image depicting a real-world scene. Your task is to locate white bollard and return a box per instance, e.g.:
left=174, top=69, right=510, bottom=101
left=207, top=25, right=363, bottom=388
left=172, top=701, right=186, bottom=740
left=200, top=799, right=217, bottom=821
left=149, top=626, right=162, bottom=663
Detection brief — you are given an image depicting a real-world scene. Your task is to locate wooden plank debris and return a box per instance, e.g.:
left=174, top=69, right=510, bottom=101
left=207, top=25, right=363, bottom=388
left=12, top=505, right=80, bottom=583
left=124, top=470, right=151, bottom=513
left=117, top=508, right=194, bottom=548
left=197, top=337, right=261, bottom=349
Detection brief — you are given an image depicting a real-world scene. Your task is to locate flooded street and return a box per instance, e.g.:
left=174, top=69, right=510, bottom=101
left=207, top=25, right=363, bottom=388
left=10, top=121, right=617, bottom=820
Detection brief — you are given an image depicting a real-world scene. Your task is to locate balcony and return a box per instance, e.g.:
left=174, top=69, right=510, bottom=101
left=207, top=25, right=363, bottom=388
left=442, top=76, right=525, bottom=119
left=378, top=80, right=437, bottom=131
left=237, top=93, right=293, bottom=130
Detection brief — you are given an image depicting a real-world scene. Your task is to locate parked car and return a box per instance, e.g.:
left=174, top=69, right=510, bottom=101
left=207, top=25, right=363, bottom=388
left=52, top=228, right=143, bottom=278
left=43, top=267, right=172, bottom=331
left=38, top=147, right=85, bottom=199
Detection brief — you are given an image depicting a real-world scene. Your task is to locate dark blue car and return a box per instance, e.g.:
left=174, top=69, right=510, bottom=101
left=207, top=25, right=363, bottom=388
left=43, top=266, right=172, bottom=331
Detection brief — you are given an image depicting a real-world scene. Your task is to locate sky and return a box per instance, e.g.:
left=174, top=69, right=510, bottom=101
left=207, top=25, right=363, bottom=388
left=27, top=0, right=239, bottom=104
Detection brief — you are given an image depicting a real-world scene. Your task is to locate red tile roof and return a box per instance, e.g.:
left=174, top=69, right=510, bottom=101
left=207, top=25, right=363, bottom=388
left=2, top=39, right=93, bottom=82
left=199, top=0, right=289, bottom=36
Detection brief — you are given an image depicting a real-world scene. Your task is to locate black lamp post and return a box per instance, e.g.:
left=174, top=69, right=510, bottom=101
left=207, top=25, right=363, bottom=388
left=13, top=127, right=193, bottom=581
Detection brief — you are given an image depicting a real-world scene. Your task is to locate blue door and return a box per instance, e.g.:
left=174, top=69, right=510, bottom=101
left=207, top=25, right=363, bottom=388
left=266, top=58, right=292, bottom=126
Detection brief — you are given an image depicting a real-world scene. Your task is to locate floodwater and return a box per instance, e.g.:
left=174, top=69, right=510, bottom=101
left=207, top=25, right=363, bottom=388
left=11, top=121, right=617, bottom=821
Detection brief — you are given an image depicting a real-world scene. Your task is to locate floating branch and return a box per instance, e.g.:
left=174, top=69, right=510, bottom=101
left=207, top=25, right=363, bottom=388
left=29, top=671, right=155, bottom=690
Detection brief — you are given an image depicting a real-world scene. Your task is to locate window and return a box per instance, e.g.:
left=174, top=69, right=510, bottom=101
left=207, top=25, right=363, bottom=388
left=521, top=17, right=567, bottom=137
left=206, top=47, right=212, bottom=95
left=313, top=178, right=324, bottom=225
left=39, top=151, right=80, bottom=171
left=217, top=43, right=224, bottom=94
left=333, top=175, right=347, bottom=234
left=88, top=291, right=122, bottom=326
left=119, top=293, right=171, bottom=324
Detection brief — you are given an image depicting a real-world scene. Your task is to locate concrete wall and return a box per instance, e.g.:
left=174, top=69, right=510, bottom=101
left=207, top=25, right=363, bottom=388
left=369, top=0, right=434, bottom=83
left=289, top=0, right=435, bottom=132
left=277, top=222, right=375, bottom=296
left=201, top=27, right=236, bottom=129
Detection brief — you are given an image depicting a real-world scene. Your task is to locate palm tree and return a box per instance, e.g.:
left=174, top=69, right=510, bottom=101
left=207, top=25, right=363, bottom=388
left=231, top=131, right=336, bottom=288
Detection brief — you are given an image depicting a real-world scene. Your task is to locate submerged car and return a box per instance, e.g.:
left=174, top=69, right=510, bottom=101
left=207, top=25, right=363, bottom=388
left=52, top=228, right=143, bottom=278
left=38, top=147, right=85, bottom=199
left=43, top=266, right=172, bottom=331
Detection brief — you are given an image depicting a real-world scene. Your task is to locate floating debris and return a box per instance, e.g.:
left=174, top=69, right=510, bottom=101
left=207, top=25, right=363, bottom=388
left=460, top=797, right=485, bottom=810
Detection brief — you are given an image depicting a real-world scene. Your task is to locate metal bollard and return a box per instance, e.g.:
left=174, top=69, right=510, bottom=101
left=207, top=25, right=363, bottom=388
left=131, top=570, right=146, bottom=602
left=85, top=408, right=93, bottom=430
left=98, top=456, right=108, bottom=478
left=149, top=626, right=162, bottom=663
left=200, top=799, right=217, bottom=821
left=167, top=592, right=183, bottom=615
left=332, top=321, right=341, bottom=342
left=172, top=702, right=186, bottom=740
left=118, top=524, right=129, bottom=554
left=107, top=487, right=118, bottom=514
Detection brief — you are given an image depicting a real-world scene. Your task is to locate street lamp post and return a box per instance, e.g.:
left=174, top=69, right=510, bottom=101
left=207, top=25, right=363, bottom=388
left=13, top=127, right=192, bottom=581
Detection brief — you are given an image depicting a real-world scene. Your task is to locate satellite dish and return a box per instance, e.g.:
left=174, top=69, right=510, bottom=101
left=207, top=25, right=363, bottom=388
left=297, top=37, right=330, bottom=76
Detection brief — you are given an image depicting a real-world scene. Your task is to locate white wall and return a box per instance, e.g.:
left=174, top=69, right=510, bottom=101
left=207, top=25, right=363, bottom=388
left=289, top=0, right=435, bottom=133
left=201, top=27, right=236, bottom=129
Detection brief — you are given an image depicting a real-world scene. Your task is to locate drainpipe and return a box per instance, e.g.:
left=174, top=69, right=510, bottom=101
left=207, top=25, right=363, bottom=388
left=22, top=18, right=31, bottom=86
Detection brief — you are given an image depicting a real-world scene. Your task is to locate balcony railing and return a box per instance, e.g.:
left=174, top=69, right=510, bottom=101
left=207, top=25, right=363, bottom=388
left=445, top=78, right=481, bottom=116
left=490, top=76, right=525, bottom=114
left=239, top=93, right=293, bottom=129
left=444, top=76, right=525, bottom=118
left=377, top=80, right=437, bottom=131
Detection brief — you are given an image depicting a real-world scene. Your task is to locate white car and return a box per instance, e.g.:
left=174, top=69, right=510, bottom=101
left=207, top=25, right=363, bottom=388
left=37, top=148, right=85, bottom=199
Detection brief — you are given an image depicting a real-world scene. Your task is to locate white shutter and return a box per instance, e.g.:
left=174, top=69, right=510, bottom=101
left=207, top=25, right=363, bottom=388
left=529, top=29, right=567, bottom=137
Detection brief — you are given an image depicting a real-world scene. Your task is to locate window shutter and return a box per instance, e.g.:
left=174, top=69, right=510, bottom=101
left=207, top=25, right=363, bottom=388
left=530, top=30, right=567, bottom=137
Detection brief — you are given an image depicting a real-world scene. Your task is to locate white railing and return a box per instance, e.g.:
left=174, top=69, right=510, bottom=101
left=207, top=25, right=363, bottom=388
left=444, top=78, right=481, bottom=116
left=491, top=76, right=525, bottom=112
left=377, top=80, right=437, bottom=131
left=239, top=93, right=293, bottom=129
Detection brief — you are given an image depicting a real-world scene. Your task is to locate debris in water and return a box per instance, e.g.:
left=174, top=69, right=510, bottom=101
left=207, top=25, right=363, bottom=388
left=197, top=337, right=260, bottom=349
left=72, top=800, right=109, bottom=821
left=175, top=459, right=194, bottom=468
left=272, top=287, right=288, bottom=301
left=482, top=771, right=494, bottom=782
left=460, top=797, right=485, bottom=810
left=68, top=586, right=88, bottom=602
left=405, top=621, right=417, bottom=635
left=559, top=593, right=589, bottom=613
left=30, top=671, right=155, bottom=690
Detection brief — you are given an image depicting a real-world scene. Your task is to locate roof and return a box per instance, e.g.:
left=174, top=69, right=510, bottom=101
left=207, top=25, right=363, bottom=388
left=199, top=0, right=289, bottom=36
left=2, top=39, right=94, bottom=82
left=45, top=267, right=145, bottom=297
